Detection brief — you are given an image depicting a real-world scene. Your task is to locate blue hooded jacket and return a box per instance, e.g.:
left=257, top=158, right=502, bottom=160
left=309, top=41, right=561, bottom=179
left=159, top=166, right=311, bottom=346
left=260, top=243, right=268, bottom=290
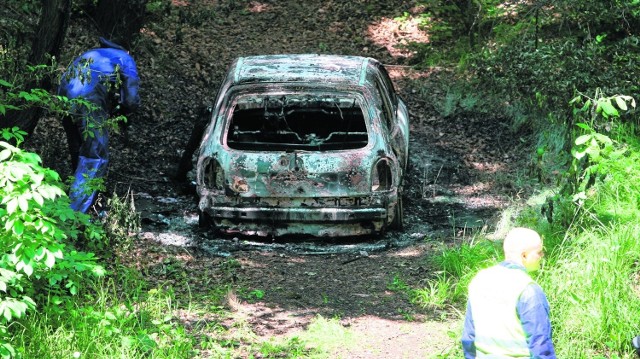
left=59, top=46, right=140, bottom=116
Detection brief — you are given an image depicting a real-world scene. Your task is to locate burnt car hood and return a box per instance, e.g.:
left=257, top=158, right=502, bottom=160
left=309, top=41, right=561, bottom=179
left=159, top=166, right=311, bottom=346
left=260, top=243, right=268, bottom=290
left=214, top=148, right=379, bottom=198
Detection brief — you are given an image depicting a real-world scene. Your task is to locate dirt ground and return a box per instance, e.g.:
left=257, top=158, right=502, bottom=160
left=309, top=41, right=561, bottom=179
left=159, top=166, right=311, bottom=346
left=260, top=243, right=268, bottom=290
left=26, top=0, right=535, bottom=357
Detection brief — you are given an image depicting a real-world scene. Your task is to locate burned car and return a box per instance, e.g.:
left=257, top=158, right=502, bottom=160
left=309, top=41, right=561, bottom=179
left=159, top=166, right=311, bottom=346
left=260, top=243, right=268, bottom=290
left=196, top=54, right=409, bottom=237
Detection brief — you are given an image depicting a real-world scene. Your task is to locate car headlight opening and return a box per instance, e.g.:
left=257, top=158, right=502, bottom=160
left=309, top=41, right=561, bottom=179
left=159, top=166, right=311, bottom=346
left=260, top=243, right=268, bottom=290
left=203, top=158, right=225, bottom=190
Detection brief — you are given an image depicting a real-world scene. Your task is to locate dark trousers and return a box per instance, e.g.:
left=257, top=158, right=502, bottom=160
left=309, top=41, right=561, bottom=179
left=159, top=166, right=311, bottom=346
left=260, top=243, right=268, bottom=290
left=62, top=115, right=82, bottom=171
left=175, top=106, right=211, bottom=181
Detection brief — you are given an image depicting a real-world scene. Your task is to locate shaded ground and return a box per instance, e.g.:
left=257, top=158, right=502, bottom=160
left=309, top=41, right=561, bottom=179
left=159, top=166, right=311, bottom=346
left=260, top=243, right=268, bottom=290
left=26, top=0, right=534, bottom=357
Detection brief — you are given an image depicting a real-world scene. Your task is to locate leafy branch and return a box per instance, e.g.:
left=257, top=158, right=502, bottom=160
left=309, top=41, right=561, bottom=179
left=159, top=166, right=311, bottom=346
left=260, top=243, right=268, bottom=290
left=545, top=91, right=636, bottom=226
left=1, top=126, right=106, bottom=357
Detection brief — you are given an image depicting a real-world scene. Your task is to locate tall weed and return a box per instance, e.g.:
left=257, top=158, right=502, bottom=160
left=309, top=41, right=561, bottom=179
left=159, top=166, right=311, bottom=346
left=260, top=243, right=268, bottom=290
left=14, top=280, right=196, bottom=358
left=541, top=225, right=640, bottom=357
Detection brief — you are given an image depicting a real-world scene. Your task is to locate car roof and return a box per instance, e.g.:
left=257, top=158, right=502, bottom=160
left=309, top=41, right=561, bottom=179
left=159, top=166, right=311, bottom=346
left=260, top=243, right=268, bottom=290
left=230, top=54, right=378, bottom=87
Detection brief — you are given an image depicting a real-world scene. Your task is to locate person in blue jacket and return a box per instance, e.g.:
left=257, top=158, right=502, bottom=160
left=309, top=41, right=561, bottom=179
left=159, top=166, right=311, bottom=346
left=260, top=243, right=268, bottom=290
left=58, top=37, right=140, bottom=213
left=461, top=227, right=556, bottom=358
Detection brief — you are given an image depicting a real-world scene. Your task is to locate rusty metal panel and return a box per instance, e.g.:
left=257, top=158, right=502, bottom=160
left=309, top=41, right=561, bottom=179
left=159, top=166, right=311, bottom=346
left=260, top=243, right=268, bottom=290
left=234, top=55, right=368, bottom=86
left=196, top=54, right=407, bottom=238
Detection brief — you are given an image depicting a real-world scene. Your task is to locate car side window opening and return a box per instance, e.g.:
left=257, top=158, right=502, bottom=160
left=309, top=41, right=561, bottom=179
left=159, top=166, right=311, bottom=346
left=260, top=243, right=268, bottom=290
left=225, top=93, right=369, bottom=151
left=374, top=78, right=394, bottom=131
left=376, top=64, right=398, bottom=104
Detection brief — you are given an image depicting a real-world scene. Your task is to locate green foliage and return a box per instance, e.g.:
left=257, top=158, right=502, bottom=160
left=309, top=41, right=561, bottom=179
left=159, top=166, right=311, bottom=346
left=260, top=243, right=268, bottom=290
left=0, top=77, right=68, bottom=117
left=545, top=92, right=636, bottom=226
left=16, top=283, right=197, bottom=358
left=429, top=239, right=501, bottom=304
left=1, top=59, right=61, bottom=102
left=434, top=329, right=465, bottom=358
left=393, top=238, right=501, bottom=311
left=540, top=224, right=640, bottom=358
left=1, top=72, right=128, bottom=144
left=249, top=289, right=265, bottom=300
left=410, top=0, right=640, bottom=146
left=258, top=337, right=313, bottom=358
left=146, top=0, right=171, bottom=14
left=435, top=84, right=483, bottom=117
left=0, top=129, right=106, bottom=357
left=388, top=274, right=447, bottom=310
left=425, top=88, right=640, bottom=356
left=551, top=0, right=640, bottom=36
left=417, top=0, right=496, bottom=46
left=387, top=274, right=410, bottom=292
left=99, top=189, right=141, bottom=253
left=570, top=90, right=637, bottom=131
left=292, top=315, right=353, bottom=356
left=411, top=274, right=452, bottom=310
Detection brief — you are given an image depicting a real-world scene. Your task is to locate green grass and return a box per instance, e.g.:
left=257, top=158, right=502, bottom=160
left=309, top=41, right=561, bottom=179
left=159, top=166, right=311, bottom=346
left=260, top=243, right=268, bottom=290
left=411, top=273, right=452, bottom=310
left=419, top=123, right=640, bottom=358
left=542, top=225, right=640, bottom=358
left=539, top=132, right=640, bottom=358
left=7, top=261, right=355, bottom=359
left=231, top=315, right=352, bottom=359
left=12, top=273, right=198, bottom=358
left=295, top=315, right=354, bottom=356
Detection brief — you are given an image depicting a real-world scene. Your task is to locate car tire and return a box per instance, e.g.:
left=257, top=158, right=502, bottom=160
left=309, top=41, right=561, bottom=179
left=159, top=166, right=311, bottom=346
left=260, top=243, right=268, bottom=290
left=390, top=195, right=404, bottom=231
left=198, top=209, right=213, bottom=229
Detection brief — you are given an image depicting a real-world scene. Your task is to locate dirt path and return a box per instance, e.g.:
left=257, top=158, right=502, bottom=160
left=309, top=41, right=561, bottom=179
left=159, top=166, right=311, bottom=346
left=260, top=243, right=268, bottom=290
left=28, top=1, right=532, bottom=357
left=134, top=215, right=463, bottom=358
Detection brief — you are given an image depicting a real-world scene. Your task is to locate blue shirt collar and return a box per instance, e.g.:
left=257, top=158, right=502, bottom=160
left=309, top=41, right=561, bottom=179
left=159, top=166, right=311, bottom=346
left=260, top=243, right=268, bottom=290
left=500, top=260, right=527, bottom=272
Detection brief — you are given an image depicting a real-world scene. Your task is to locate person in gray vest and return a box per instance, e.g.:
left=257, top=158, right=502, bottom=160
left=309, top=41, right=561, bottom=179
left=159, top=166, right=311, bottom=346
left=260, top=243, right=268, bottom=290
left=461, top=227, right=556, bottom=358
left=632, top=335, right=640, bottom=356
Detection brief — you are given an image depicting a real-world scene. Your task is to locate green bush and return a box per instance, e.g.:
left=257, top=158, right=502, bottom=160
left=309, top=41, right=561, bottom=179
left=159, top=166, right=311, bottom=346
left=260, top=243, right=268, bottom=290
left=541, top=92, right=637, bottom=227
left=0, top=128, right=105, bottom=357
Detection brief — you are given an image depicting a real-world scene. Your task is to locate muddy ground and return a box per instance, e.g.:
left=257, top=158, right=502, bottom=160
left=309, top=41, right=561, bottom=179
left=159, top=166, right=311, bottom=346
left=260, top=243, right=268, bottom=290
left=27, top=0, right=536, bottom=357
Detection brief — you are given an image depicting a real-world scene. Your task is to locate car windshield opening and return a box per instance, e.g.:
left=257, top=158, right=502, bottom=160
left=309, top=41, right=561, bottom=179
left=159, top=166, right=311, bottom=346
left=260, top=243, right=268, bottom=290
left=225, top=93, right=368, bottom=151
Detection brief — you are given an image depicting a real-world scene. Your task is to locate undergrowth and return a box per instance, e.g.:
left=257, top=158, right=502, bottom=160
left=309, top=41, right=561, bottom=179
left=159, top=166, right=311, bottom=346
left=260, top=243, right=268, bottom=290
left=415, top=92, right=640, bottom=358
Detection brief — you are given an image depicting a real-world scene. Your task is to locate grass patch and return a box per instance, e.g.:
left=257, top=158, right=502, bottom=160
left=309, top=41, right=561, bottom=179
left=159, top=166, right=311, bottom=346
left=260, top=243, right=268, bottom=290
left=542, top=224, right=640, bottom=358
left=423, top=124, right=640, bottom=358
left=13, top=279, right=197, bottom=358
left=296, top=315, right=354, bottom=355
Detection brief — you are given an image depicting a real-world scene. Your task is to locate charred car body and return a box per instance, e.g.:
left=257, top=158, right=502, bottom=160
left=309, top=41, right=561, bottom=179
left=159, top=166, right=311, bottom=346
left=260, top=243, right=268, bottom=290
left=196, top=54, right=409, bottom=237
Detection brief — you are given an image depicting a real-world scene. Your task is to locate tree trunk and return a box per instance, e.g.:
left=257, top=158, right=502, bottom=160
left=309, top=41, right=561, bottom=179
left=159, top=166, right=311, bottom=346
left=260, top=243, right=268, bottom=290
left=0, top=0, right=70, bottom=136
left=92, top=0, right=148, bottom=50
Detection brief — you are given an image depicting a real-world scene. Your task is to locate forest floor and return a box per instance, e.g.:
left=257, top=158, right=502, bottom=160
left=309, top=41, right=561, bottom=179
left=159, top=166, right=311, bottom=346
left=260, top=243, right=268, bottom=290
left=28, top=0, right=537, bottom=357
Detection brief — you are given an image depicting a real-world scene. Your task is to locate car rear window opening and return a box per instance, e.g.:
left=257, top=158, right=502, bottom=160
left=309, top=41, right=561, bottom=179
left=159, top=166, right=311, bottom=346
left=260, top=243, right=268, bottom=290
left=225, top=94, right=369, bottom=151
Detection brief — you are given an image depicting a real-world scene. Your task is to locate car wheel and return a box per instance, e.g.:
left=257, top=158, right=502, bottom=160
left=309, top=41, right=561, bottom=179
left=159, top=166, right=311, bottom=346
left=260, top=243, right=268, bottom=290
left=390, top=195, right=404, bottom=231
